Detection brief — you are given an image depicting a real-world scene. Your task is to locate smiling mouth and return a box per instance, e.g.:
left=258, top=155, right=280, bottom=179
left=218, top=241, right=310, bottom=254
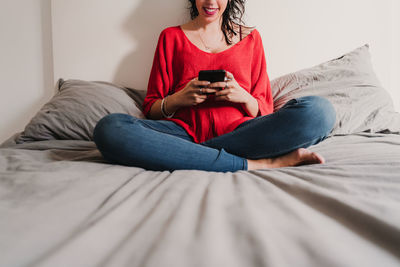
left=203, top=7, right=219, bottom=15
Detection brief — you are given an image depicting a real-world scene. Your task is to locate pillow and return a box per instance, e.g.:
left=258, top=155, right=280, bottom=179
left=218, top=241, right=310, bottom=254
left=15, top=79, right=146, bottom=143
left=271, top=44, right=400, bottom=135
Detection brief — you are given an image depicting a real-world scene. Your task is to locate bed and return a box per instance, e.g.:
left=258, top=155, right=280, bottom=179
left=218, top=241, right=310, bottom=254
left=1, top=45, right=400, bottom=267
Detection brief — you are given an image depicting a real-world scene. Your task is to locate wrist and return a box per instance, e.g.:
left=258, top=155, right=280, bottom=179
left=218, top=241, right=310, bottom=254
left=243, top=94, right=259, bottom=117
left=245, top=92, right=256, bottom=105
left=165, top=93, right=180, bottom=114
left=161, top=97, right=174, bottom=118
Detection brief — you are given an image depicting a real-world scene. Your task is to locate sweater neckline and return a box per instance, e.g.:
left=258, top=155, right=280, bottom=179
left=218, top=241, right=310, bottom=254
left=177, top=26, right=255, bottom=55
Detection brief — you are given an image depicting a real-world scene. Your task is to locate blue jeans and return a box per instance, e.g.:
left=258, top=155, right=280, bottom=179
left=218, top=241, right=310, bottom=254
left=93, top=96, right=336, bottom=172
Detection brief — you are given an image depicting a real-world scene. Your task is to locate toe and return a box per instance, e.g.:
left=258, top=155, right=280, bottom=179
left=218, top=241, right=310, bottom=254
left=312, top=152, right=325, bottom=164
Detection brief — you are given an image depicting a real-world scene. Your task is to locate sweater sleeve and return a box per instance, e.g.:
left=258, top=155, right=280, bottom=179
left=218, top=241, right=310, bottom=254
left=142, top=30, right=171, bottom=117
left=249, top=30, right=274, bottom=117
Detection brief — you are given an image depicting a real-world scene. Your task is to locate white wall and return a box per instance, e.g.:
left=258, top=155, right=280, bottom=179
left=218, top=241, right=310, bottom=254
left=52, top=0, right=400, bottom=111
left=51, top=0, right=189, bottom=92
left=246, top=0, right=399, bottom=110
left=0, top=0, right=54, bottom=143
left=391, top=0, right=400, bottom=110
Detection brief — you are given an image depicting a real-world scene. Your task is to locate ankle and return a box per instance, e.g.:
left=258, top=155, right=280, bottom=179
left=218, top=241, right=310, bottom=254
left=247, top=158, right=273, bottom=170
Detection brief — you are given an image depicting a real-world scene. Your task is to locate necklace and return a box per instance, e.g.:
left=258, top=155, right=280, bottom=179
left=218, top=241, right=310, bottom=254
left=198, top=31, right=212, bottom=51
left=196, top=20, right=223, bottom=52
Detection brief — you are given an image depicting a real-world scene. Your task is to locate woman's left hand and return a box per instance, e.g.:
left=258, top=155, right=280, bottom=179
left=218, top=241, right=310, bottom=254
left=210, top=71, right=252, bottom=104
left=209, top=71, right=260, bottom=117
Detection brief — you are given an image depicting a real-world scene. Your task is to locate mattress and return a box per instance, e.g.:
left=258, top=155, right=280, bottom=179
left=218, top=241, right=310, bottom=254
left=3, top=43, right=400, bottom=267
left=1, top=132, right=400, bottom=267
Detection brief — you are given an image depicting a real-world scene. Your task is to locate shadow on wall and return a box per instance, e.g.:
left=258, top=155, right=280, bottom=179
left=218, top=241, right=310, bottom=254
left=113, top=0, right=190, bottom=91
left=40, top=0, right=55, bottom=96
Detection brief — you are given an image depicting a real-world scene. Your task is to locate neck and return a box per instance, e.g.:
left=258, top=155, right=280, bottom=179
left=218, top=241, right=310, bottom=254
left=194, top=17, right=222, bottom=33
left=191, top=16, right=227, bottom=52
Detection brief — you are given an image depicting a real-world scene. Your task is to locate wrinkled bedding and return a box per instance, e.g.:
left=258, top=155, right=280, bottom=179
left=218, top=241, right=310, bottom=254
left=1, top=133, right=400, bottom=267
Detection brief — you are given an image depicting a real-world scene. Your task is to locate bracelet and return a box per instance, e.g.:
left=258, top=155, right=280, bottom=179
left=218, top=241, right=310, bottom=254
left=161, top=96, right=175, bottom=118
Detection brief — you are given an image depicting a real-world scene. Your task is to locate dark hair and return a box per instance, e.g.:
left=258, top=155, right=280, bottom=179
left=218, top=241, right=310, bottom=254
left=188, top=0, right=246, bottom=45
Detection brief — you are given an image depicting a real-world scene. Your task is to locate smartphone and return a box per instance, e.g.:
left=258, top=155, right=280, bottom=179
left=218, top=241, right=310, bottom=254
left=198, top=70, right=226, bottom=83
left=198, top=70, right=226, bottom=94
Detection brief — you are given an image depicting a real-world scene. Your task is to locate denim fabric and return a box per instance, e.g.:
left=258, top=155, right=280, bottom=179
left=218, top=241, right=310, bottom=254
left=93, top=96, right=336, bottom=172
left=203, top=96, right=336, bottom=159
left=93, top=115, right=245, bottom=172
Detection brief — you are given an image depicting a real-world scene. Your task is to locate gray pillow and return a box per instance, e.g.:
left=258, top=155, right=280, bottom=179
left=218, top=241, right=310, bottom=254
left=271, top=44, right=400, bottom=135
left=16, top=79, right=146, bottom=143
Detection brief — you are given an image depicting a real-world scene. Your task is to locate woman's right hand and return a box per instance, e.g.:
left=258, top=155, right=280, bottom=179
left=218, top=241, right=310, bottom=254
left=148, top=78, right=217, bottom=119
left=169, top=78, right=217, bottom=108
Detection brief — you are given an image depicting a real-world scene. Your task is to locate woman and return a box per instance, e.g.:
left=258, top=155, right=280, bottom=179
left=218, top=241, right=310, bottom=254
left=93, top=0, right=336, bottom=172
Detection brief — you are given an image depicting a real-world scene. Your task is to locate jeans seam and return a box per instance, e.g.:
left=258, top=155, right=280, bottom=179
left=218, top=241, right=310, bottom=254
left=258, top=134, right=328, bottom=158
left=230, top=96, right=311, bottom=137
left=139, top=120, right=190, bottom=138
left=203, top=116, right=268, bottom=145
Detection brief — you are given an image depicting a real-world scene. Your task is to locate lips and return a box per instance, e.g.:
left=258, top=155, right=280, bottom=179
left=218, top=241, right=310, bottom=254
left=203, top=7, right=219, bottom=16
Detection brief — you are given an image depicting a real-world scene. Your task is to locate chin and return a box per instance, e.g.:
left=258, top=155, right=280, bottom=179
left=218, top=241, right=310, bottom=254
left=200, top=13, right=222, bottom=23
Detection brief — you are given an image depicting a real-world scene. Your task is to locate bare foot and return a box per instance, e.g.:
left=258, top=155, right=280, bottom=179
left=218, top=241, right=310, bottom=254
left=247, top=148, right=325, bottom=170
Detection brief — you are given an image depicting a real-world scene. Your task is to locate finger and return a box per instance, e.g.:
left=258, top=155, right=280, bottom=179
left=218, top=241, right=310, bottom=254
left=188, top=77, right=198, bottom=85
left=195, top=96, right=207, bottom=103
left=215, top=88, right=231, bottom=96
left=196, top=87, right=204, bottom=95
left=226, top=71, right=234, bottom=80
left=193, top=80, right=211, bottom=87
left=195, top=87, right=215, bottom=95
left=201, top=88, right=218, bottom=94
left=209, top=81, right=227, bottom=89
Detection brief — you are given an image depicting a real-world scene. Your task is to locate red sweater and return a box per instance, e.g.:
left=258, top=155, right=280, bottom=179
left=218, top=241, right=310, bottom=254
left=143, top=26, right=273, bottom=143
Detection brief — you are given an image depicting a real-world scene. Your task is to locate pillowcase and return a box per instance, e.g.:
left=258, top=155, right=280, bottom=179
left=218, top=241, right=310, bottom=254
left=15, top=79, right=146, bottom=143
left=270, top=44, right=400, bottom=135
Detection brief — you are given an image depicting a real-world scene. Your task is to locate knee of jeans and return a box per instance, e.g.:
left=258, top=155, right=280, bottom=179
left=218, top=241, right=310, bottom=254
left=294, top=96, right=336, bottom=137
left=93, top=113, right=138, bottom=147
left=305, top=96, right=336, bottom=136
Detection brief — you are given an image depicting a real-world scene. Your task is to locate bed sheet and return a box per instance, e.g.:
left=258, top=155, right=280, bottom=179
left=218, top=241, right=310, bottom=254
left=1, top=133, right=400, bottom=267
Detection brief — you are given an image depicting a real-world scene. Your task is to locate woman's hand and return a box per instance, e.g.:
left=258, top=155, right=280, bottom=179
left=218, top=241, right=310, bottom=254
left=211, top=71, right=260, bottom=117
left=212, top=71, right=252, bottom=103
left=148, top=78, right=217, bottom=119
left=163, top=78, right=218, bottom=117
left=170, top=78, right=217, bottom=108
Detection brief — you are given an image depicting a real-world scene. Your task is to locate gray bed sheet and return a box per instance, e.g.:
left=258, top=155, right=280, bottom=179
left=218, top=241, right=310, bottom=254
left=1, top=133, right=400, bottom=267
